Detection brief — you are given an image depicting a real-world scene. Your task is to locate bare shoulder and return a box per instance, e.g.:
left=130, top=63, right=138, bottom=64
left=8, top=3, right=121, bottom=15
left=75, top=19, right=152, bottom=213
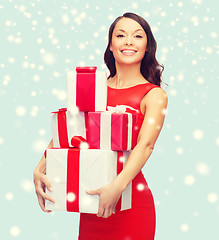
left=143, top=87, right=167, bottom=101
left=140, top=87, right=168, bottom=114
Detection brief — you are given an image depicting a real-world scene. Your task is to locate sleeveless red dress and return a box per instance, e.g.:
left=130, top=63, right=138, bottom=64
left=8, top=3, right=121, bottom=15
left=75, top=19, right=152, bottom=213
left=78, top=83, right=160, bottom=240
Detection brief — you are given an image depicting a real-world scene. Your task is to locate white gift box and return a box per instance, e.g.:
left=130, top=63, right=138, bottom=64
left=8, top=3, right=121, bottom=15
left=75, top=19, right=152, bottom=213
left=66, top=67, right=107, bottom=112
left=51, top=108, right=87, bottom=148
left=45, top=148, right=132, bottom=214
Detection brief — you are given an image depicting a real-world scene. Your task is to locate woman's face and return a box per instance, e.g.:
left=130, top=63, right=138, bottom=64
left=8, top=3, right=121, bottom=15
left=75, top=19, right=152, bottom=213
left=110, top=17, right=147, bottom=65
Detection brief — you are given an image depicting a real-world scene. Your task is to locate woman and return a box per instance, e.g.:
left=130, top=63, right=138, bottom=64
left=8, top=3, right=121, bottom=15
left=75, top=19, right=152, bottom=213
left=33, top=12, right=168, bottom=240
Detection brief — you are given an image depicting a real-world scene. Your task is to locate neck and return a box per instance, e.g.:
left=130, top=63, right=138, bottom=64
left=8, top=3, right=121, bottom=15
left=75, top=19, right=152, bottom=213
left=113, top=61, right=143, bottom=88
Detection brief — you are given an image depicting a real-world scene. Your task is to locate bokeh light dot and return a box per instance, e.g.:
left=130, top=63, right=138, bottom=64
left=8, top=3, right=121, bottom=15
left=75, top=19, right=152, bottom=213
left=5, top=192, right=14, bottom=201
left=184, top=175, right=195, bottom=185
left=16, top=106, right=26, bottom=116
left=193, top=129, right=204, bottom=140
left=207, top=193, right=218, bottom=203
left=181, top=224, right=189, bottom=232
left=10, top=226, right=21, bottom=237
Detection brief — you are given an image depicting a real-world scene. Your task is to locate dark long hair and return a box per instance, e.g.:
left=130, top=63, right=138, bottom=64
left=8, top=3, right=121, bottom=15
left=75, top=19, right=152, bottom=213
left=104, top=12, right=164, bottom=86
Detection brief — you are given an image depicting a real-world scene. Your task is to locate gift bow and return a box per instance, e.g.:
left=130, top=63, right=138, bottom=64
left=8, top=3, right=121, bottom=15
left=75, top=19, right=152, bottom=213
left=71, top=136, right=87, bottom=149
left=51, top=108, right=67, bottom=114
left=107, top=105, right=138, bottom=114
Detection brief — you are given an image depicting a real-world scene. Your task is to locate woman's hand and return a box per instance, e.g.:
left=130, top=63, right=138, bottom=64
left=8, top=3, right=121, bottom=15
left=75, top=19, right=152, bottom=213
left=86, top=180, right=124, bottom=218
left=33, top=140, right=55, bottom=213
left=33, top=165, right=55, bottom=213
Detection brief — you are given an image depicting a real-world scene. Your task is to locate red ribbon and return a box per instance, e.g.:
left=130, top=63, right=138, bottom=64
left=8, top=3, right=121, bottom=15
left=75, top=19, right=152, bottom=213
left=115, top=151, right=123, bottom=212
left=51, top=108, right=67, bottom=114
left=76, top=67, right=96, bottom=111
left=57, top=110, right=69, bottom=148
left=76, top=66, right=97, bottom=73
left=65, top=148, right=124, bottom=212
left=52, top=109, right=88, bottom=148
left=67, top=149, right=80, bottom=212
left=71, top=136, right=87, bottom=148
left=111, top=114, right=129, bottom=150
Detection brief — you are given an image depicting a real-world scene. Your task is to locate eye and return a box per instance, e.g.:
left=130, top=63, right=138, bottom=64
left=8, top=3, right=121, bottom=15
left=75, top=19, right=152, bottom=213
left=117, top=34, right=124, bottom=38
left=135, top=35, right=143, bottom=38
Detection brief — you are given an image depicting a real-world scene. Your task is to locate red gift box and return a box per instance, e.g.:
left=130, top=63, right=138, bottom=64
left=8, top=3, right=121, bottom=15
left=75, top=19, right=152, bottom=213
left=67, top=66, right=107, bottom=112
left=87, top=105, right=139, bottom=151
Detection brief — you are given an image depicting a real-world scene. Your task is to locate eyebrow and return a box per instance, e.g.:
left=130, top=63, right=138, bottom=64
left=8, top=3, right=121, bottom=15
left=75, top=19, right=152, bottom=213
left=115, top=29, right=144, bottom=33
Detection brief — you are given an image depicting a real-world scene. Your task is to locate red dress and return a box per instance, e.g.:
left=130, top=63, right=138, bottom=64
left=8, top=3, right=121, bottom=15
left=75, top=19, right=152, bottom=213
left=78, top=83, right=160, bottom=240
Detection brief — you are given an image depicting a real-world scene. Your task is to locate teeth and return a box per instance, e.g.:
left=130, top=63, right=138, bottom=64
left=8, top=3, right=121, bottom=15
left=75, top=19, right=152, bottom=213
left=122, top=50, right=136, bottom=53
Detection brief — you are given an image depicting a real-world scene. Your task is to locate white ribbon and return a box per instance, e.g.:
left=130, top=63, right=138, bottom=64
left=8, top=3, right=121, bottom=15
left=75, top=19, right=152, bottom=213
left=107, top=105, right=138, bottom=113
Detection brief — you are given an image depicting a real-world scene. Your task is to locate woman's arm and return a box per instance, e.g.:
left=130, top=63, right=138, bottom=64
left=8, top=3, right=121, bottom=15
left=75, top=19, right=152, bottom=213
left=33, top=139, right=55, bottom=213
left=114, top=87, right=168, bottom=190
left=87, top=87, right=168, bottom=218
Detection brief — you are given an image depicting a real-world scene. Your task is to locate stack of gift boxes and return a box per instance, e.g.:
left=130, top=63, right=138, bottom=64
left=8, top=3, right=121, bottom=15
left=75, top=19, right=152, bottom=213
left=45, top=66, right=139, bottom=214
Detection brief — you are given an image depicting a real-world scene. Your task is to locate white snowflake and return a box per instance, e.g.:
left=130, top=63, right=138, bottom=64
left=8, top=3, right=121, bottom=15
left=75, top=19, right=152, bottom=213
left=5, top=192, right=14, bottom=201
left=137, top=183, right=144, bottom=191
left=193, top=129, right=204, bottom=140
left=174, top=135, right=181, bottom=141
left=176, top=147, right=183, bottom=154
left=197, top=77, right=204, bottom=84
left=62, top=14, right=69, bottom=24
left=30, top=106, right=39, bottom=117
left=45, top=16, right=52, bottom=24
left=21, top=179, right=34, bottom=192
left=39, top=129, right=46, bottom=136
left=169, top=176, right=174, bottom=182
left=31, top=91, right=36, bottom=96
left=132, top=2, right=138, bottom=9
left=191, top=0, right=203, bottom=4
left=16, top=106, right=26, bottom=117
left=196, top=162, right=210, bottom=176
left=191, top=16, right=199, bottom=26
left=169, top=89, right=177, bottom=96
left=180, top=223, right=189, bottom=232
left=3, top=75, right=11, bottom=85
left=161, top=11, right=166, bottom=17
left=184, top=175, right=195, bottom=185
left=10, top=226, right=21, bottom=237
left=33, top=139, right=48, bottom=153
left=216, top=137, right=219, bottom=146
left=211, top=32, right=217, bottom=38
left=57, top=90, right=66, bottom=101
left=67, top=192, right=76, bottom=202
left=42, top=52, right=56, bottom=65
left=207, top=193, right=218, bottom=203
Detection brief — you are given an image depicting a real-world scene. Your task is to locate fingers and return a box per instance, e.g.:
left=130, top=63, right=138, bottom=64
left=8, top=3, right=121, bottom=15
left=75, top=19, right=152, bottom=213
left=97, top=204, right=105, bottom=217
left=86, top=189, right=99, bottom=195
left=38, top=187, right=55, bottom=203
left=97, top=203, right=114, bottom=218
left=105, top=208, right=112, bottom=218
left=37, top=194, right=51, bottom=213
left=41, top=174, right=53, bottom=192
left=34, top=171, right=55, bottom=213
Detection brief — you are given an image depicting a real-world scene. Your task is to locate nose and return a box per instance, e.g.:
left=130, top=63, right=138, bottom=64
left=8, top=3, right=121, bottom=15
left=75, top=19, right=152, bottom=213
left=125, top=36, right=133, bottom=45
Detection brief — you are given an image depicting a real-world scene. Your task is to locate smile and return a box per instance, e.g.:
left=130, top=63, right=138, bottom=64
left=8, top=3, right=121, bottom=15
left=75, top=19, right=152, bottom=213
left=121, top=50, right=137, bottom=56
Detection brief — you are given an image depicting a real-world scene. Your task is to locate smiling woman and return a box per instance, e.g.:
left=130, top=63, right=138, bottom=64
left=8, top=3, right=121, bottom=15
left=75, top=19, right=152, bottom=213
left=78, top=12, right=168, bottom=240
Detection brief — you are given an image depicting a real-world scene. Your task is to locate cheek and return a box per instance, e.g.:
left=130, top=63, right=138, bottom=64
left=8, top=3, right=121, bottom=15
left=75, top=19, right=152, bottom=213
left=139, top=42, right=147, bottom=52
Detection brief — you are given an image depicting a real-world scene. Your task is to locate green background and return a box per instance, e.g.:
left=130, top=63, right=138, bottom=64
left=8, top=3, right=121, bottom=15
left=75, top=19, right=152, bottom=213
left=0, top=0, right=218, bottom=239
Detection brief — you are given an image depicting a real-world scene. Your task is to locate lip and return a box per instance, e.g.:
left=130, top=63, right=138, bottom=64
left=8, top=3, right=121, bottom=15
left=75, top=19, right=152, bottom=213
left=121, top=49, right=137, bottom=56
left=121, top=49, right=137, bottom=52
